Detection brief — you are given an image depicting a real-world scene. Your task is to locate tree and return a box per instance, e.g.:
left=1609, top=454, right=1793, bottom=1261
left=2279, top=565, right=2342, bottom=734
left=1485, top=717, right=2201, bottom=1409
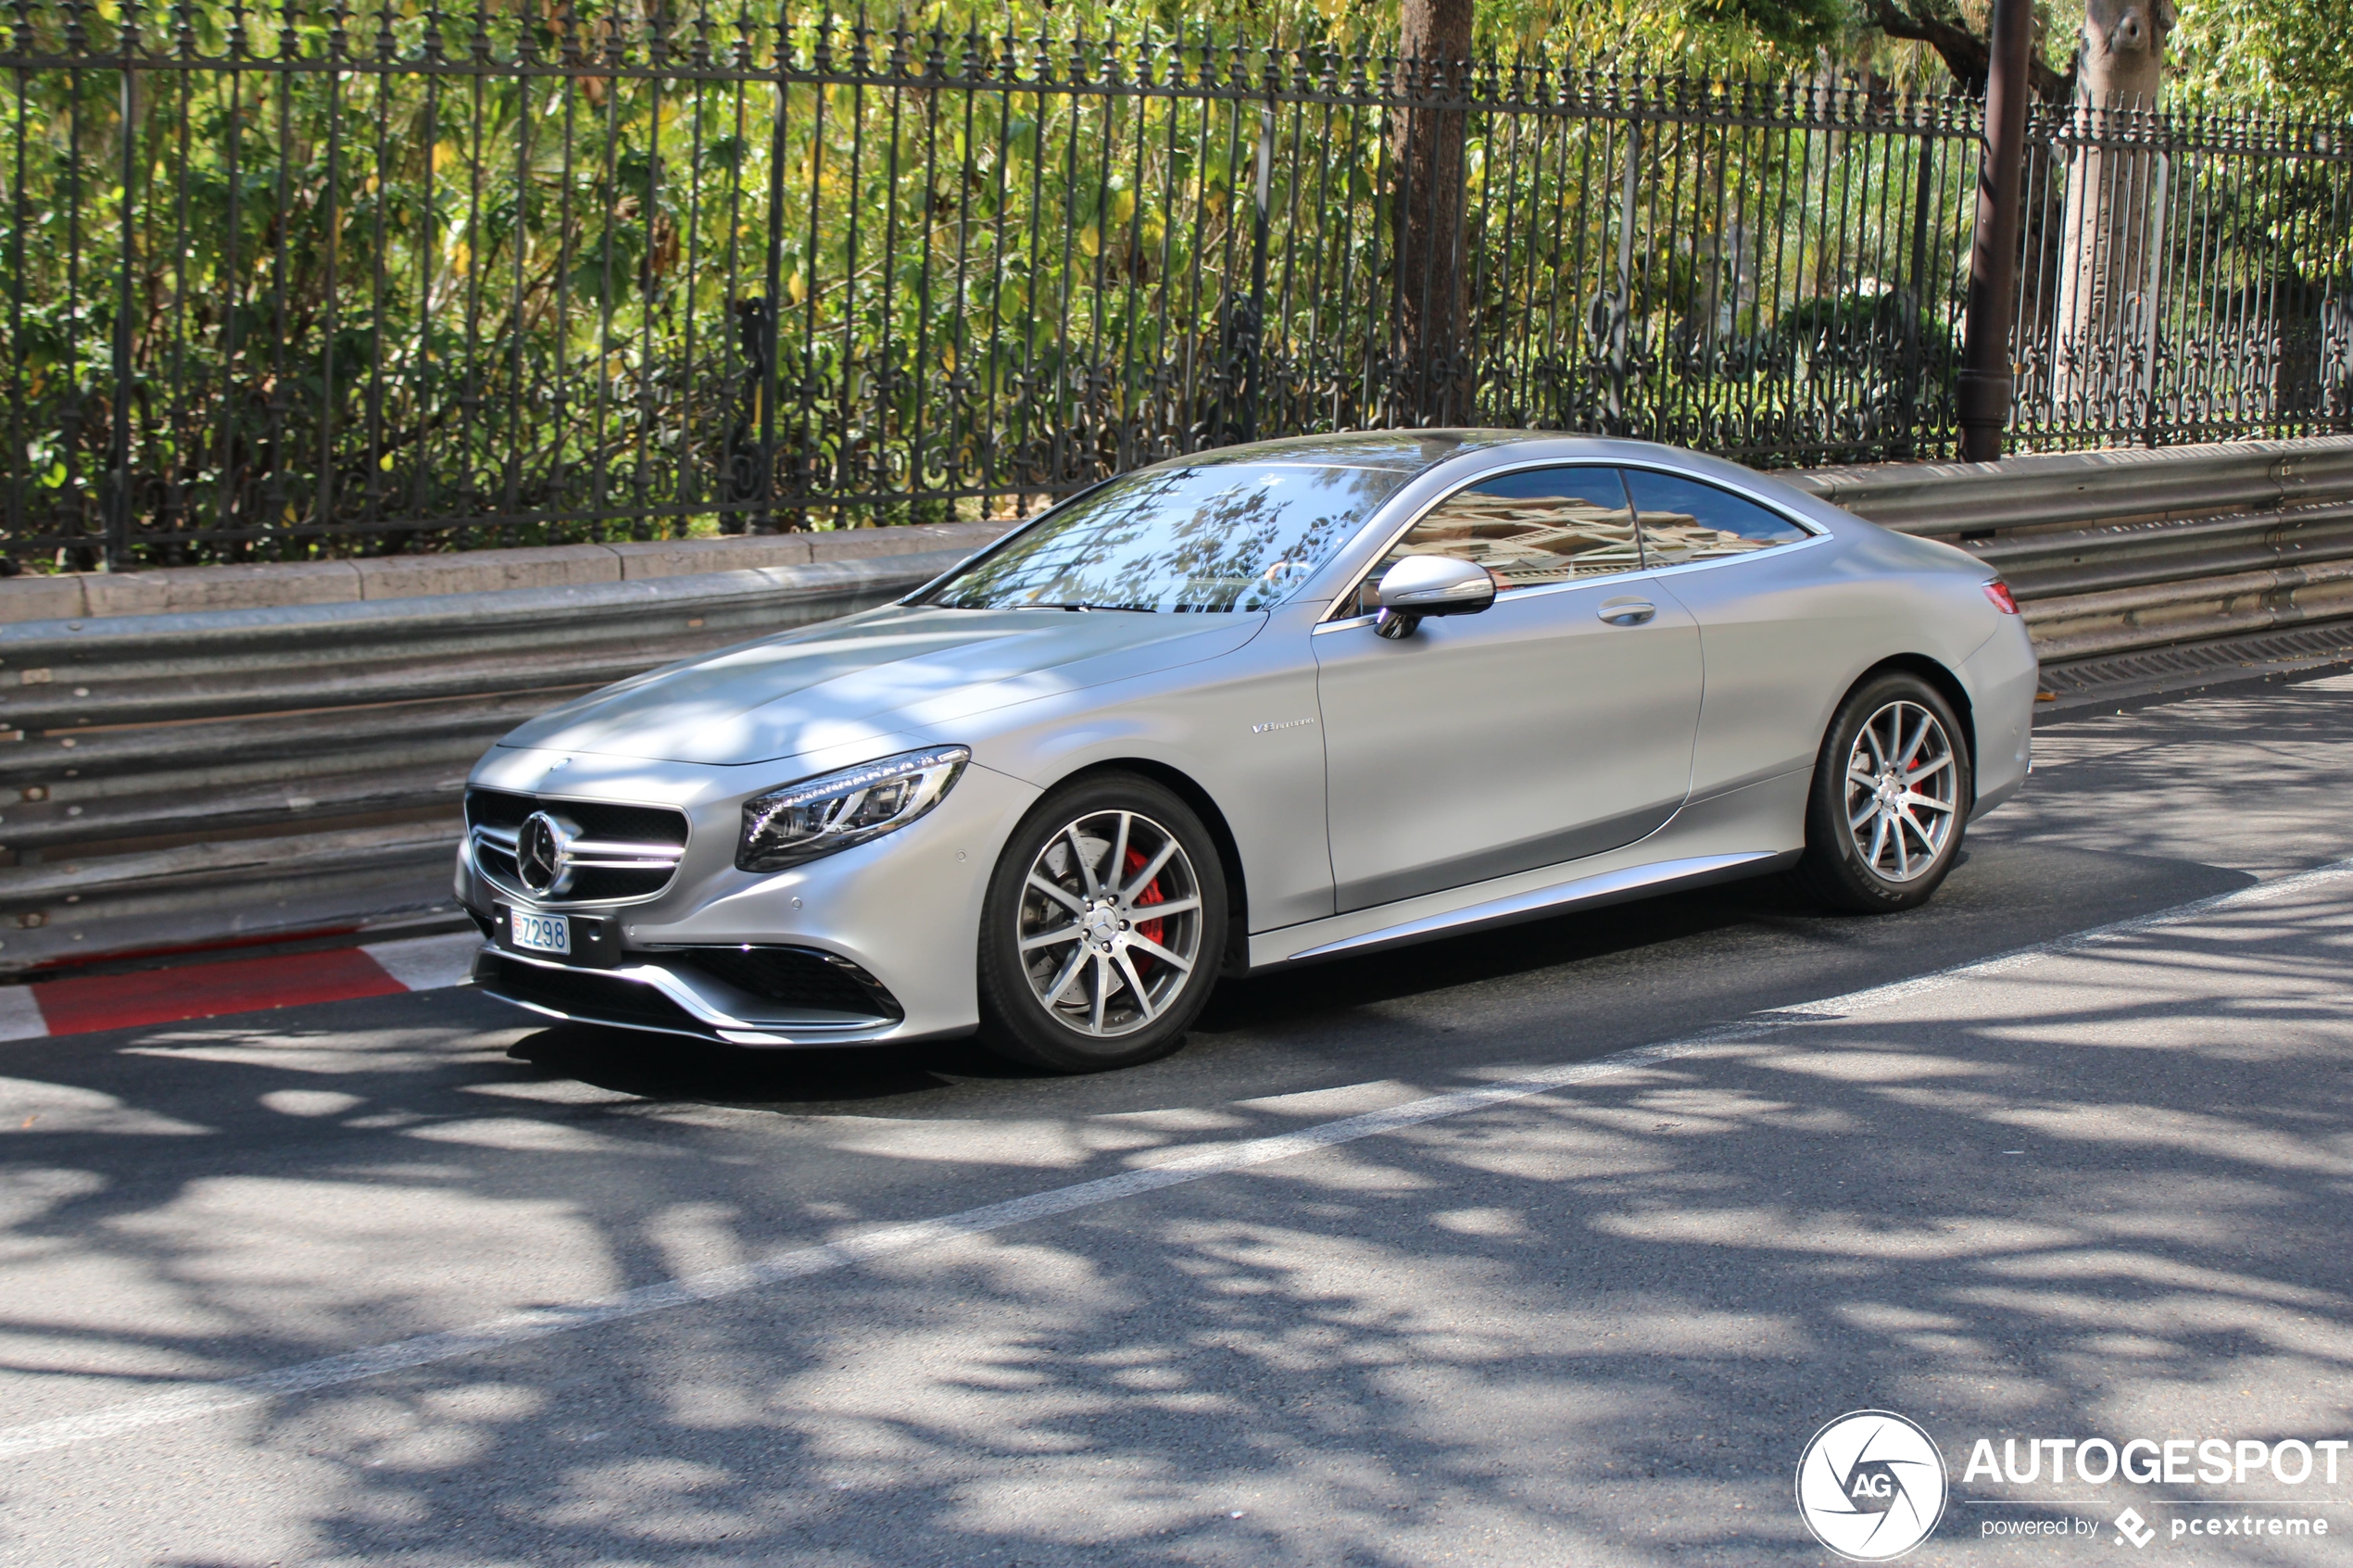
left=2076, top=0, right=2171, bottom=104
left=1861, top=0, right=2077, bottom=101
left=2051, top=0, right=2175, bottom=416
left=1392, top=0, right=1476, bottom=424
left=1837, top=0, right=2190, bottom=425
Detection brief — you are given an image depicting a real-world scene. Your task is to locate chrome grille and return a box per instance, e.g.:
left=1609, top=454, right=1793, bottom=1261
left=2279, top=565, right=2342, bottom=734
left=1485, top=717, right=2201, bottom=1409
left=466, top=788, right=689, bottom=905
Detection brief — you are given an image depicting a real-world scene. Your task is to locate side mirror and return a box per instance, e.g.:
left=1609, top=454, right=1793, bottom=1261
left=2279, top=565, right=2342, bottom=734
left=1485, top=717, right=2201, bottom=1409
left=1373, top=554, right=1496, bottom=639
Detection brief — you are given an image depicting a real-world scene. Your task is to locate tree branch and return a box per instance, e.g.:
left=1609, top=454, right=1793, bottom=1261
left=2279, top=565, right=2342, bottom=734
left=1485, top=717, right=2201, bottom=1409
left=1864, top=0, right=2079, bottom=103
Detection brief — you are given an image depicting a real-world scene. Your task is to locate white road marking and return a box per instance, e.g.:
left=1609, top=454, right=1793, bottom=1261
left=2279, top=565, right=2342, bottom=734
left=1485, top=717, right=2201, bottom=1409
left=0, top=983, right=47, bottom=1042
left=3, top=858, right=2347, bottom=1461
left=359, top=932, right=481, bottom=993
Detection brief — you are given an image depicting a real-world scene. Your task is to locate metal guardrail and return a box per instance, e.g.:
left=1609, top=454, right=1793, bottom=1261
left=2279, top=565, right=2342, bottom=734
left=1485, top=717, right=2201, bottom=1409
left=6, top=433, right=2353, bottom=977
left=1795, top=436, right=2353, bottom=662
left=1798, top=439, right=2353, bottom=533
left=0, top=552, right=968, bottom=971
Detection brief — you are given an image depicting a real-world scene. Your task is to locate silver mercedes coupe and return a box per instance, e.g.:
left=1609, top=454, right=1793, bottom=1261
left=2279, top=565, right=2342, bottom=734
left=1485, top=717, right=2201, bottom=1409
left=459, top=432, right=2036, bottom=1072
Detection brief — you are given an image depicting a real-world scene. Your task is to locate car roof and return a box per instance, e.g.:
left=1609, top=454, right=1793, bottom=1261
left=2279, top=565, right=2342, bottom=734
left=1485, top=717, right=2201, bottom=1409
left=1143, top=430, right=1526, bottom=476
left=1143, top=428, right=1737, bottom=481
left=1138, top=430, right=1845, bottom=525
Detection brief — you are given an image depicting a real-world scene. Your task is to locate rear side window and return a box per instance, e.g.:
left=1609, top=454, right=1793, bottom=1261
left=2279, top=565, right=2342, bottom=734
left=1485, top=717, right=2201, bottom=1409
left=1625, top=470, right=1812, bottom=567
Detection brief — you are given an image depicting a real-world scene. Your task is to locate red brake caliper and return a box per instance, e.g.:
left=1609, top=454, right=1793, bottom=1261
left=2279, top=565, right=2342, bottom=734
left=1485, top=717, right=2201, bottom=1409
left=1123, top=847, right=1166, bottom=972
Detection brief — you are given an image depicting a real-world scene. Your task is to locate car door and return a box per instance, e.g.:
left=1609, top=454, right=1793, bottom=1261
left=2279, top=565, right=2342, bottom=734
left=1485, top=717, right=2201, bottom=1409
left=1617, top=467, right=1838, bottom=803
left=1312, top=465, right=1705, bottom=913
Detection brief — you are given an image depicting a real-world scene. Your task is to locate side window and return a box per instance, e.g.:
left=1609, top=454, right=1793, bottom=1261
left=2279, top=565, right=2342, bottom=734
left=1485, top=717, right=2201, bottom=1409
left=1625, top=470, right=1812, bottom=567
left=1356, top=466, right=1640, bottom=613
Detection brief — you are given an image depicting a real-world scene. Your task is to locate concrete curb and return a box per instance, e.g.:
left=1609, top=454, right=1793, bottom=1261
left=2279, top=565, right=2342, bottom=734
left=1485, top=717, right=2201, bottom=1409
left=0, top=520, right=1013, bottom=624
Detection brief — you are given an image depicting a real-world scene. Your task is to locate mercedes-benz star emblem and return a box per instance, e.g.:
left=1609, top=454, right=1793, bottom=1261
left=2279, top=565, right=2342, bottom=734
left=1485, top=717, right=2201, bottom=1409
left=516, top=811, right=571, bottom=896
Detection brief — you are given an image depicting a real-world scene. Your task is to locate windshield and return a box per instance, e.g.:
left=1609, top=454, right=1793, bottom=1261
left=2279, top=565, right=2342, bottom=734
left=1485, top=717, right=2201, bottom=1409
left=926, top=462, right=1410, bottom=613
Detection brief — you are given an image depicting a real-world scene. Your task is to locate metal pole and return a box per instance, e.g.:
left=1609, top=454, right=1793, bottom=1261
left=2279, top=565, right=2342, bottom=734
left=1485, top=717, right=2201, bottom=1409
left=1609, top=119, right=1639, bottom=430
left=108, top=51, right=136, bottom=568
left=1240, top=98, right=1272, bottom=444
left=1897, top=127, right=1935, bottom=459
left=1958, top=0, right=2032, bottom=463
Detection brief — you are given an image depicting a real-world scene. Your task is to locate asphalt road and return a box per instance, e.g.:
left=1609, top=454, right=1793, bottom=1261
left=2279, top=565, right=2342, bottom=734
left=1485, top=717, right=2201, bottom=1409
left=6, top=670, right=2353, bottom=1567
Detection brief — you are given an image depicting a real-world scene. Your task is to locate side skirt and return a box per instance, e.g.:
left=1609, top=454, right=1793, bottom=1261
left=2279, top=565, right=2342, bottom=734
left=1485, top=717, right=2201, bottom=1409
left=1255, top=851, right=1793, bottom=969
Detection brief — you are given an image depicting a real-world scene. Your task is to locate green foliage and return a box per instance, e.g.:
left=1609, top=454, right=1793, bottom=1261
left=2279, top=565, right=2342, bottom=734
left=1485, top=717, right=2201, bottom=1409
left=0, top=2, right=2338, bottom=566
left=1683, top=0, right=1850, bottom=51
left=2173, top=0, right=2353, bottom=120
left=1008, top=0, right=1854, bottom=71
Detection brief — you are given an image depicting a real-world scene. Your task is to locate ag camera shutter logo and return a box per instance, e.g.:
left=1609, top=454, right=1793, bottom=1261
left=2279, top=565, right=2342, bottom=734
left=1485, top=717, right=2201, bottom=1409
left=1795, top=1410, right=1949, bottom=1560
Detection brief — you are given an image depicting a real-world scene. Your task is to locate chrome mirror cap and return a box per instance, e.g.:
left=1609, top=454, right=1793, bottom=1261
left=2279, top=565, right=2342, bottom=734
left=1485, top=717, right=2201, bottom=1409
left=1378, top=553, right=1498, bottom=611
left=1373, top=554, right=1496, bottom=638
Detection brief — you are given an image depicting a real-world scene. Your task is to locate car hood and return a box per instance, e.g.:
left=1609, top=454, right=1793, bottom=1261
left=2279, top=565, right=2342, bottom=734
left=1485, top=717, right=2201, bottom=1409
left=499, top=604, right=1265, bottom=766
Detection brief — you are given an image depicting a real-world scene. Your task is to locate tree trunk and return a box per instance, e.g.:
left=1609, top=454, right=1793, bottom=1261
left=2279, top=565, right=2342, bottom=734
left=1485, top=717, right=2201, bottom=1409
left=1392, top=0, right=1474, bottom=426
left=2051, top=0, right=2173, bottom=429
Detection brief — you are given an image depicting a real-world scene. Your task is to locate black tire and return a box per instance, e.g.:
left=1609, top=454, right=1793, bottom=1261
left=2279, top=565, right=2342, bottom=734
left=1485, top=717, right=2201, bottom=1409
left=1794, top=671, right=1972, bottom=913
left=975, top=772, right=1228, bottom=1073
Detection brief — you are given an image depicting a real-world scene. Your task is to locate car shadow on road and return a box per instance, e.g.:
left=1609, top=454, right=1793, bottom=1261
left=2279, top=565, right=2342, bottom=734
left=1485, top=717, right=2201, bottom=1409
left=1194, top=873, right=1814, bottom=1035
left=499, top=840, right=2250, bottom=1125
left=505, top=1022, right=1048, bottom=1107
left=503, top=883, right=1790, bottom=1110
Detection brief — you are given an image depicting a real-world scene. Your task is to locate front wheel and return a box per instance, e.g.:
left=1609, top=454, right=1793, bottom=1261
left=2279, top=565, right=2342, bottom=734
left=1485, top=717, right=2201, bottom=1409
left=1794, top=673, right=1971, bottom=913
left=975, top=774, right=1228, bottom=1073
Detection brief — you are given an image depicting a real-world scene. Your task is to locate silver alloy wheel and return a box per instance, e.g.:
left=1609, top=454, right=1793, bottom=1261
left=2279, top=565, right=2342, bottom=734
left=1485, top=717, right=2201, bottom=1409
left=1843, top=698, right=1958, bottom=883
left=1017, top=809, right=1204, bottom=1038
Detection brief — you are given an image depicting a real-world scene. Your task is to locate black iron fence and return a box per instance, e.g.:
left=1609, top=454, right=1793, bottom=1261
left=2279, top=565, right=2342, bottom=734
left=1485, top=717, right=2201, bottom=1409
left=1, top=5, right=2347, bottom=566
left=2011, top=98, right=2351, bottom=453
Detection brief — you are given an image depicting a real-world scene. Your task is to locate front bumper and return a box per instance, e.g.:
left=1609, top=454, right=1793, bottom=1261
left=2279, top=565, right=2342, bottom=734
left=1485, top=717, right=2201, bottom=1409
left=474, top=944, right=911, bottom=1047
left=456, top=747, right=1042, bottom=1046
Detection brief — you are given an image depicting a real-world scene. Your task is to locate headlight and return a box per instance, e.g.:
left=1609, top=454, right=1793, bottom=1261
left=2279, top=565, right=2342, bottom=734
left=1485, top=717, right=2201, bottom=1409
left=736, top=746, right=971, bottom=872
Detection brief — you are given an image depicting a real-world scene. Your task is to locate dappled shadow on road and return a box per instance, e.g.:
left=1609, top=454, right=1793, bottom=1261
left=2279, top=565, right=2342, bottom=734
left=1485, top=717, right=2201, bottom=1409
left=2, top=859, right=2350, bottom=1564
left=2004, top=676, right=2353, bottom=879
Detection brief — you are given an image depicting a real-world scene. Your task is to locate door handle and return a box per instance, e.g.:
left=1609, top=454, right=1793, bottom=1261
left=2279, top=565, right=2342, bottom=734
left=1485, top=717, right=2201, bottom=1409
left=1598, top=600, right=1655, bottom=626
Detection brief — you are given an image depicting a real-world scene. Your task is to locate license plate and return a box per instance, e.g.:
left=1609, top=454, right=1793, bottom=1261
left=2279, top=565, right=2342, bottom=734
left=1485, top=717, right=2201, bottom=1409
left=510, top=910, right=571, bottom=956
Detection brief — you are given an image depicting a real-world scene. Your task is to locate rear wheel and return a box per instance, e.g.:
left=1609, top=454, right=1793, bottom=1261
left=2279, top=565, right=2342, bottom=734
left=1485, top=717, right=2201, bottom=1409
left=975, top=774, right=1227, bottom=1073
left=1795, top=673, right=1970, bottom=913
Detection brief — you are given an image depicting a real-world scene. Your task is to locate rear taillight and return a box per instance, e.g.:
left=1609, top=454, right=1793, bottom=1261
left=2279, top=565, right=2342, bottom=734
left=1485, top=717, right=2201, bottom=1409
left=1983, top=581, right=2020, bottom=615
